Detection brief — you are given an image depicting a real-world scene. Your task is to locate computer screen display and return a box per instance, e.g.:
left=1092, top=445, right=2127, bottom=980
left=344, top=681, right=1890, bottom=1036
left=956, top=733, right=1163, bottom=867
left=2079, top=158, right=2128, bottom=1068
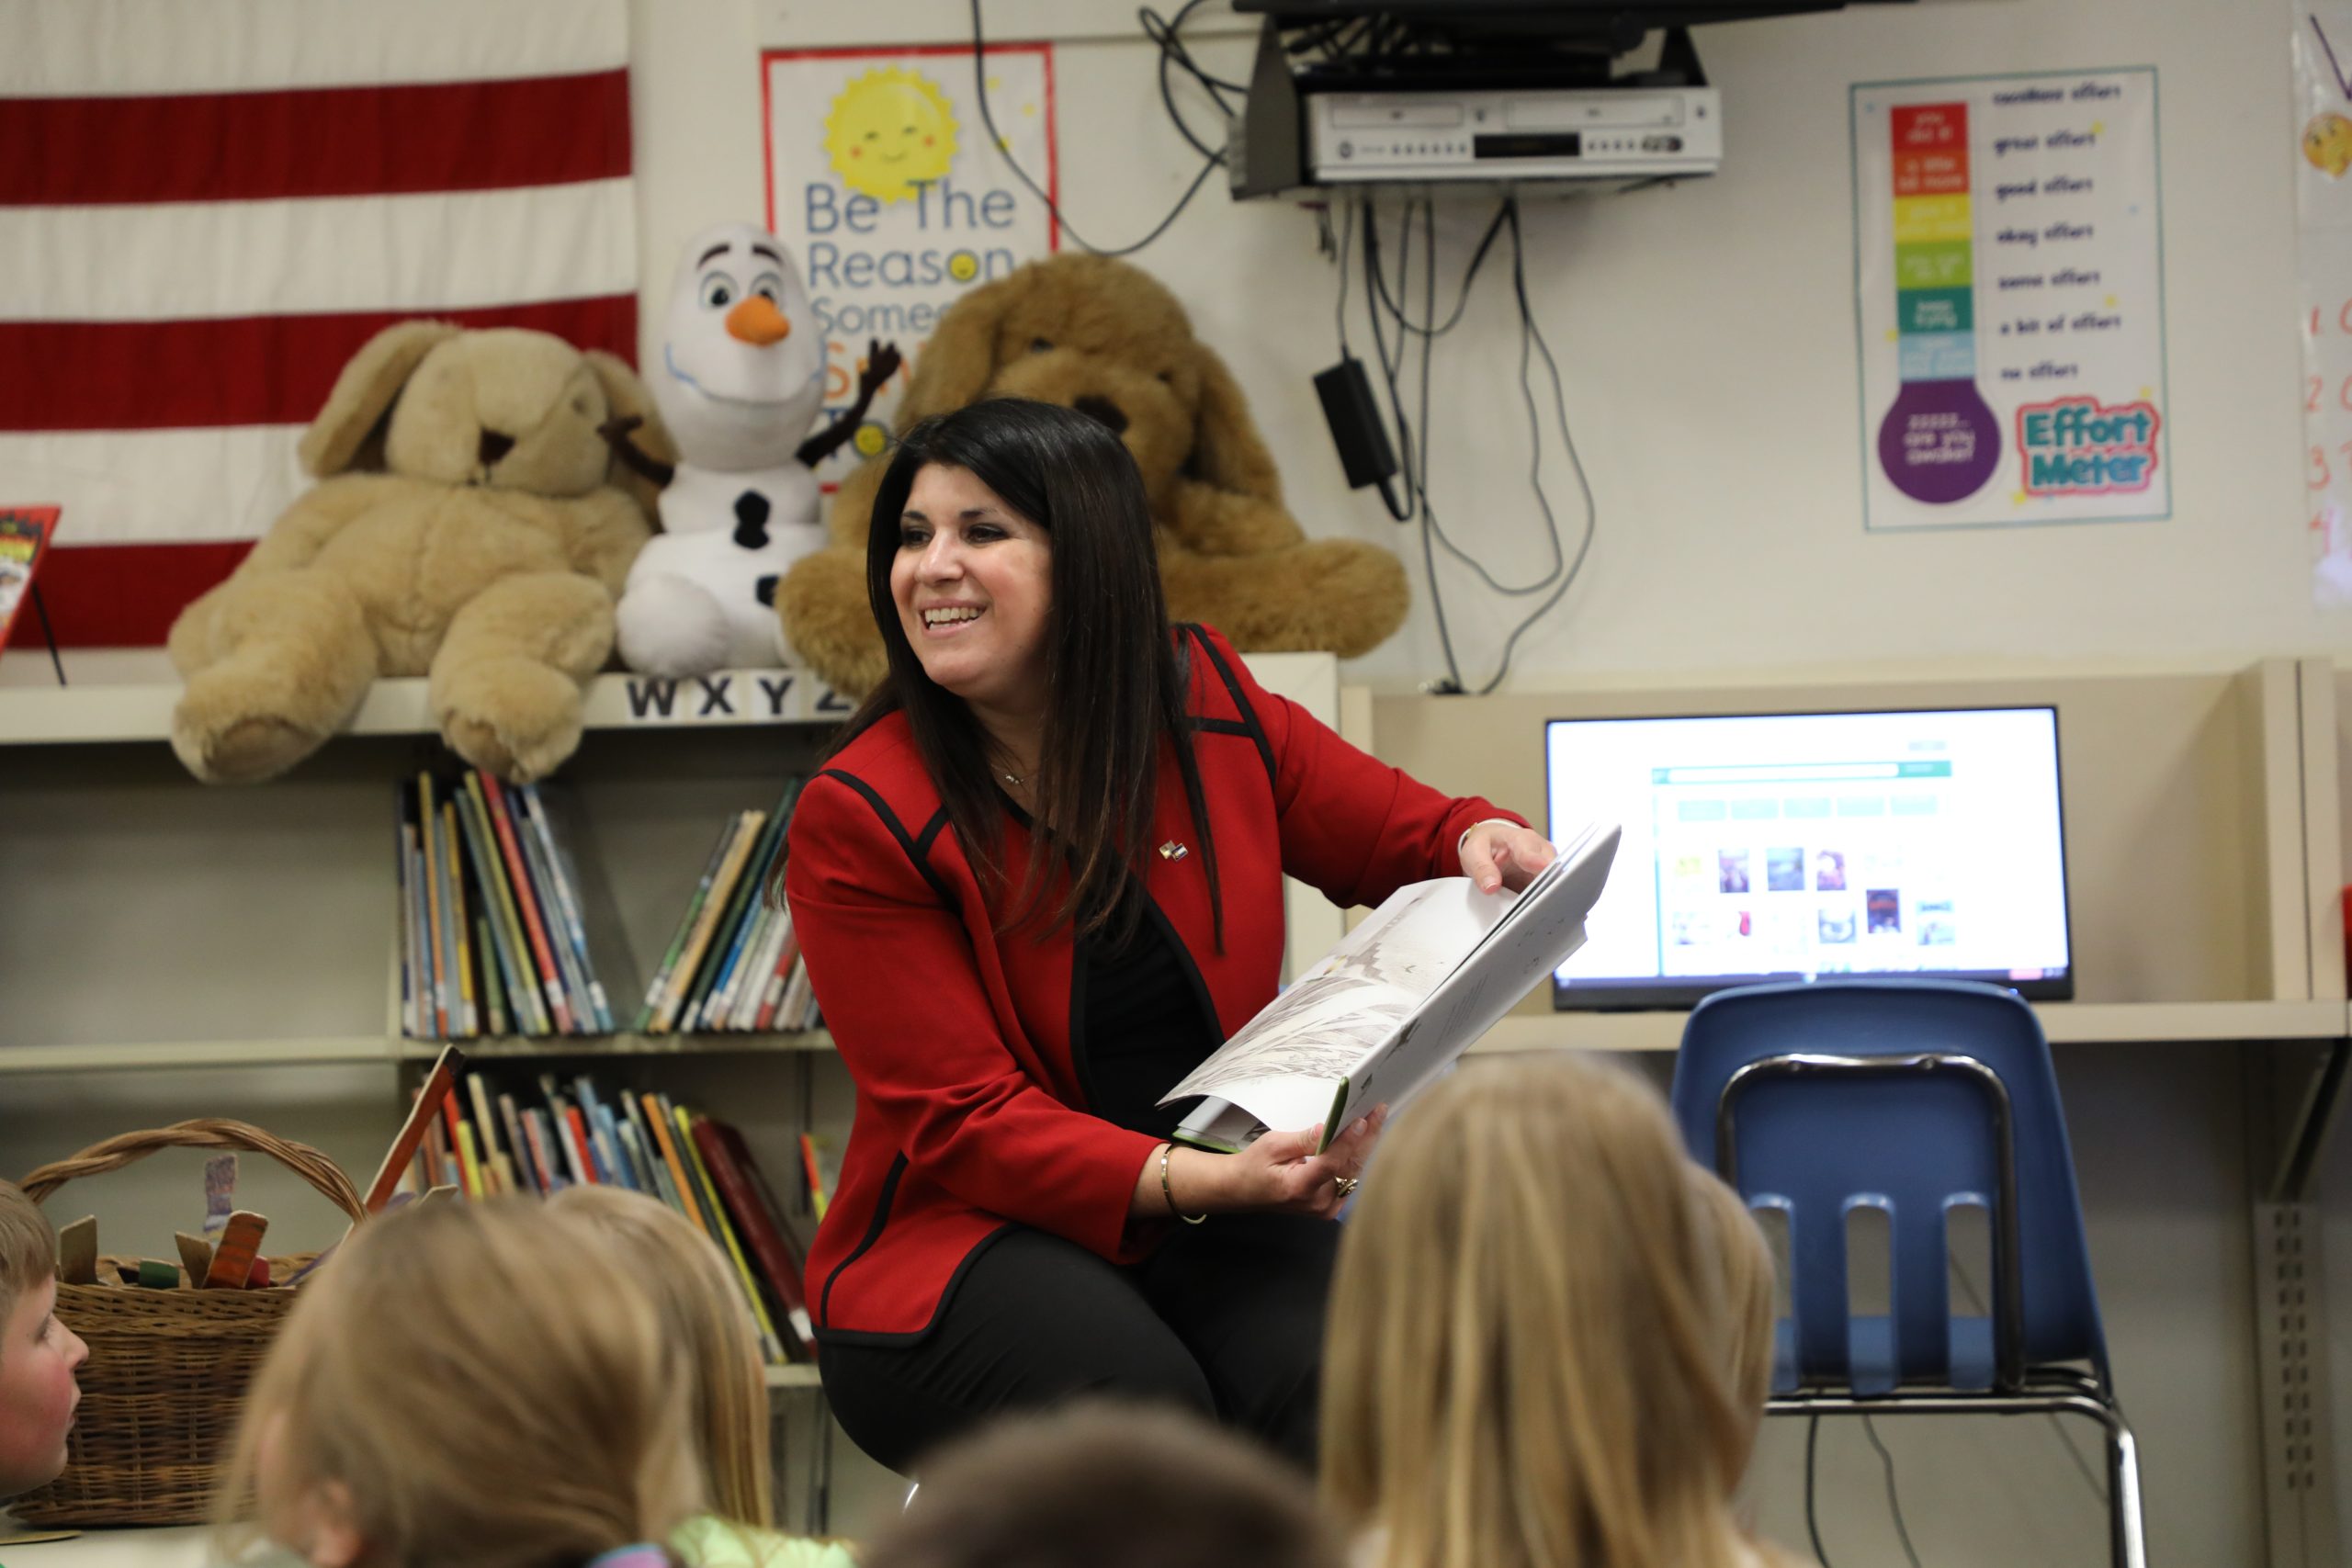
left=1546, top=706, right=2072, bottom=1008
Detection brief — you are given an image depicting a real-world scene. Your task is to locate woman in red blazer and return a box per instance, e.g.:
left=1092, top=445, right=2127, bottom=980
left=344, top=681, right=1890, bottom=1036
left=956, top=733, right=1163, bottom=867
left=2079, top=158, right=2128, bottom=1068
left=784, top=398, right=1555, bottom=1475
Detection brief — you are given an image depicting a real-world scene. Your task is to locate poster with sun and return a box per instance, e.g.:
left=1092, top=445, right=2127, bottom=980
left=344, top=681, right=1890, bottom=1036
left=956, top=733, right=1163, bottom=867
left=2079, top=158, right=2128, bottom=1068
left=2294, top=12, right=2352, bottom=605
left=763, top=44, right=1058, bottom=485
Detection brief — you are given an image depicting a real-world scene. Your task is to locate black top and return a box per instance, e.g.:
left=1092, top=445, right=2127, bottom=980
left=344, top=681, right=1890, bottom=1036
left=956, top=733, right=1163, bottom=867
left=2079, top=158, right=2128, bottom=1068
left=1076, top=900, right=1218, bottom=1139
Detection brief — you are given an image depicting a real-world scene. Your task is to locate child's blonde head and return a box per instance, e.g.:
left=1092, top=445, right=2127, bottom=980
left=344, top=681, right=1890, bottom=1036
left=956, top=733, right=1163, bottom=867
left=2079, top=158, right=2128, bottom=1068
left=1322, top=1054, right=1767, bottom=1568
left=219, top=1197, right=703, bottom=1568
left=548, top=1184, right=773, bottom=1527
left=0, top=1179, right=55, bottom=1355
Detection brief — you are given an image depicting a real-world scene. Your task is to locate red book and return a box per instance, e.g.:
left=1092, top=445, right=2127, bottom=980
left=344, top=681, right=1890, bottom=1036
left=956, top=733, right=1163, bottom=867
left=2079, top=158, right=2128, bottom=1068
left=694, top=1117, right=815, bottom=1359
left=562, top=1104, right=600, bottom=1184
left=479, top=774, right=574, bottom=1033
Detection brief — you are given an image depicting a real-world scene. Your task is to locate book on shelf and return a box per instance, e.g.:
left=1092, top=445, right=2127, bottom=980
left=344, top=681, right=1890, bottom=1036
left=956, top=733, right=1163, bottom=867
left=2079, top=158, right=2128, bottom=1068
left=1165, top=821, right=1623, bottom=1155
left=397, top=770, right=624, bottom=1042
left=393, top=1061, right=818, bottom=1364
left=634, top=783, right=822, bottom=1037
left=695, top=1116, right=818, bottom=1359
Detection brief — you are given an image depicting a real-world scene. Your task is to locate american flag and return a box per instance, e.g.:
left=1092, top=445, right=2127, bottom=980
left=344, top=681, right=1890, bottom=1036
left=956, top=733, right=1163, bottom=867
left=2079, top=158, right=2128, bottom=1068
left=0, top=0, right=639, bottom=648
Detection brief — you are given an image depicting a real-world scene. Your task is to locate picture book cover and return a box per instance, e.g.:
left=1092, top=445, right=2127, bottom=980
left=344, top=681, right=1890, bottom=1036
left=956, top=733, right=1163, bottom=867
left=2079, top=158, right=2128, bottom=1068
left=0, top=507, right=60, bottom=659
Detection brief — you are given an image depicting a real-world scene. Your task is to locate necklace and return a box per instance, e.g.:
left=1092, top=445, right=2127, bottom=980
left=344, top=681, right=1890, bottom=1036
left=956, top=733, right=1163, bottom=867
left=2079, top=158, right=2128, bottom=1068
left=1001, top=771, right=1024, bottom=788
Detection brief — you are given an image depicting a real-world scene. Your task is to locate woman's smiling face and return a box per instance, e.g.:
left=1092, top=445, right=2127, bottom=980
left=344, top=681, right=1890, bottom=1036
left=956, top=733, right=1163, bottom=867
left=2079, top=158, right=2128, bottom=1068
left=889, top=462, right=1054, bottom=723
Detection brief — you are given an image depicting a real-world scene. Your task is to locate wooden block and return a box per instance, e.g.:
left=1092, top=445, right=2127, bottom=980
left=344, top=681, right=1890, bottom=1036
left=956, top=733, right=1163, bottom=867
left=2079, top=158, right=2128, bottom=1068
left=134, top=1258, right=180, bottom=1289
left=173, top=1232, right=214, bottom=1282
left=56, top=1215, right=96, bottom=1285
left=202, top=1210, right=268, bottom=1289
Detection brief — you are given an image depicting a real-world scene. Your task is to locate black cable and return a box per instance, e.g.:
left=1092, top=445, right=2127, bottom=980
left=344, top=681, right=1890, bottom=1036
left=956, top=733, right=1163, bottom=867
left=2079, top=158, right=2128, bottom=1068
left=1359, top=200, right=1419, bottom=525
left=1332, top=193, right=1354, bottom=354
left=968, top=0, right=1221, bottom=258
left=1139, top=3, right=1245, bottom=99
left=1806, top=1416, right=1837, bottom=1568
left=1404, top=197, right=1466, bottom=694
left=28, top=581, right=66, bottom=686
left=1365, top=201, right=1509, bottom=339
left=1355, top=196, right=1586, bottom=692
left=1142, top=1, right=1237, bottom=162
left=1471, top=198, right=1598, bottom=694
left=1860, top=1416, right=1926, bottom=1568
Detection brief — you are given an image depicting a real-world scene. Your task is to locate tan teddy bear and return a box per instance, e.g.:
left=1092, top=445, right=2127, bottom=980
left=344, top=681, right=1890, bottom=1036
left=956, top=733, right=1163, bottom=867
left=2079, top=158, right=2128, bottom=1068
left=777, top=254, right=1409, bottom=697
left=168, top=321, right=674, bottom=784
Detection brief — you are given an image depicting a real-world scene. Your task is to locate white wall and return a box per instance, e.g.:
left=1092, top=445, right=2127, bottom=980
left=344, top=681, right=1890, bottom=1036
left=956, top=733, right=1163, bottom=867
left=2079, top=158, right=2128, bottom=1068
left=638, top=0, right=2333, bottom=694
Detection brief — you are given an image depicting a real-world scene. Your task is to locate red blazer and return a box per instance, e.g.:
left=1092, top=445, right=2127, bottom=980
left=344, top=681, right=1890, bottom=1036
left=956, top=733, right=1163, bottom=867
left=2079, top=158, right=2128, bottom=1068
left=784, top=625, right=1523, bottom=1344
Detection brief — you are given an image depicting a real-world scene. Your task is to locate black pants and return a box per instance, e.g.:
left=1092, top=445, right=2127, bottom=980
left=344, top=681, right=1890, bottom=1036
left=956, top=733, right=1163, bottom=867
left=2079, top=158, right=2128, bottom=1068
left=817, top=1213, right=1342, bottom=1477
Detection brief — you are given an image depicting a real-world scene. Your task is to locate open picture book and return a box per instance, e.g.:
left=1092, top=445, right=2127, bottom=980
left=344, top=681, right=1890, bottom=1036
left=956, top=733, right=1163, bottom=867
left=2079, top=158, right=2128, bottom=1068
left=1162, top=820, right=1622, bottom=1153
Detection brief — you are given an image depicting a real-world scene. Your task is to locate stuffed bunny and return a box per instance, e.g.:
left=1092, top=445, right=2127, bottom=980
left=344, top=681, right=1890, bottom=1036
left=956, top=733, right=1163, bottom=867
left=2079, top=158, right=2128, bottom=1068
left=776, top=254, right=1410, bottom=698
left=167, top=322, right=673, bottom=784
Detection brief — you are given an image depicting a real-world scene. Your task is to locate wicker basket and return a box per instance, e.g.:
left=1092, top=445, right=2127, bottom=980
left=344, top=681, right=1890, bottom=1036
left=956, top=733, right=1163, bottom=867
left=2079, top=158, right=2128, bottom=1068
left=10, top=1118, right=365, bottom=1527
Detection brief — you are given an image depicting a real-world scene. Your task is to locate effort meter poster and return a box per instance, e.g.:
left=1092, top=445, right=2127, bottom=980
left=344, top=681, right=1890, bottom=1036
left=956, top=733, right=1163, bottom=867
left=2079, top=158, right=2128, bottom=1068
left=1851, top=69, right=2169, bottom=532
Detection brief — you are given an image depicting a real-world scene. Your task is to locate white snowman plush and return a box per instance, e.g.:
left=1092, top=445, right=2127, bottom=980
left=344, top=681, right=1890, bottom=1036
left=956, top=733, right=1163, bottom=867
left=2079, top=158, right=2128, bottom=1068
left=611, top=222, right=898, bottom=675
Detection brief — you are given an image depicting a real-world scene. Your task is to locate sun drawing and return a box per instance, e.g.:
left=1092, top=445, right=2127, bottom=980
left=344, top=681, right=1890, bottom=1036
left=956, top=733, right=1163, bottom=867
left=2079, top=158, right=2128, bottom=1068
left=823, top=65, right=960, bottom=203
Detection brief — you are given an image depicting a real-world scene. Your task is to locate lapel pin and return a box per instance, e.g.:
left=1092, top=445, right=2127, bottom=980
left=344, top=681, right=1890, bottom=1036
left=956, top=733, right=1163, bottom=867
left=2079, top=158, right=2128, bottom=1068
left=1159, top=840, right=1189, bottom=862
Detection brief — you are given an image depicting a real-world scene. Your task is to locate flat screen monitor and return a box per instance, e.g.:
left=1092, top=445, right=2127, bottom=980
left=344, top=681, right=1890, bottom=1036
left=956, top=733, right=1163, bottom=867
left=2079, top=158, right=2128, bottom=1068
left=1546, top=706, right=2073, bottom=1008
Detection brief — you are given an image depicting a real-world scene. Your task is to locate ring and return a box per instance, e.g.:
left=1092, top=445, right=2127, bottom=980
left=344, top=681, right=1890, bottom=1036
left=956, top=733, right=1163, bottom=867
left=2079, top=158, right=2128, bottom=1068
left=1334, top=1176, right=1360, bottom=1197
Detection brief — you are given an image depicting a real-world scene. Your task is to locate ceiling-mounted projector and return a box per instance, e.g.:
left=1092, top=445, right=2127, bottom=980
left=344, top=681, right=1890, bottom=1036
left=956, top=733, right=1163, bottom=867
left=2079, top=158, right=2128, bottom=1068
left=1227, top=1, right=1909, bottom=197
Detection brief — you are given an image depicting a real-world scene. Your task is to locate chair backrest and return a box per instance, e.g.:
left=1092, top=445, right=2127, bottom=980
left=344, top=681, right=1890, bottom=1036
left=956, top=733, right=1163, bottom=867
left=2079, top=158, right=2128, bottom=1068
left=1670, top=978, right=2107, bottom=1393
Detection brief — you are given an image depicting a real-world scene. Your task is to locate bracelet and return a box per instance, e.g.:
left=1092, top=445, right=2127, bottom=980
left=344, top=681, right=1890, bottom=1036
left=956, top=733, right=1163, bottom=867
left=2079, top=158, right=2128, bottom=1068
left=1456, top=818, right=1519, bottom=860
left=1159, top=1143, right=1206, bottom=1225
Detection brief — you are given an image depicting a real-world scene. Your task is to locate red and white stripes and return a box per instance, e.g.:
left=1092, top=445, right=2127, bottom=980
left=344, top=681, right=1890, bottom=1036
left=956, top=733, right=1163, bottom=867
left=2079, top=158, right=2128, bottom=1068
left=0, top=0, right=639, bottom=646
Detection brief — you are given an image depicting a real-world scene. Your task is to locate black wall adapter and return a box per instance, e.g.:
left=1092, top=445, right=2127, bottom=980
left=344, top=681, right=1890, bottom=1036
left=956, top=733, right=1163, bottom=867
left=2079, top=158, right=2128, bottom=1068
left=1313, top=356, right=1399, bottom=492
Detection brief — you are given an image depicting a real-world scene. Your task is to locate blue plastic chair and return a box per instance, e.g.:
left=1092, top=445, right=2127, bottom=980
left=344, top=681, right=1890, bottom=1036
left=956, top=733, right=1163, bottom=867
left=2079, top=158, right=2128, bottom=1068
left=1670, top=978, right=2147, bottom=1568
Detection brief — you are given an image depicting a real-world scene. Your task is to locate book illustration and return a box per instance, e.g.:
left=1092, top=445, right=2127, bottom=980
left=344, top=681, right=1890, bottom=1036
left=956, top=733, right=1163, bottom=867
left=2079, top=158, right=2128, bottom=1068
left=1162, top=878, right=1509, bottom=1107
left=1166, top=822, right=1621, bottom=1152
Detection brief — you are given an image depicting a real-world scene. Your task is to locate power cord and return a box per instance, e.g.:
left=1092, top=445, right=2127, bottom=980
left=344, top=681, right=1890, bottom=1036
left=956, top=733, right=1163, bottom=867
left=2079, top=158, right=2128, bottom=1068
left=1805, top=1416, right=1836, bottom=1568
left=1353, top=196, right=1597, bottom=694
left=1860, top=1415, right=1926, bottom=1568
left=967, top=0, right=1224, bottom=257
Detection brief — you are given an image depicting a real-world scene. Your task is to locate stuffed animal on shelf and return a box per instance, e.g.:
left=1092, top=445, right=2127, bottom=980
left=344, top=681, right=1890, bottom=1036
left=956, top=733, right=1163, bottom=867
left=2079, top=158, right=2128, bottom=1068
left=167, top=322, right=674, bottom=784
left=608, top=221, right=899, bottom=676
left=775, top=253, right=1410, bottom=698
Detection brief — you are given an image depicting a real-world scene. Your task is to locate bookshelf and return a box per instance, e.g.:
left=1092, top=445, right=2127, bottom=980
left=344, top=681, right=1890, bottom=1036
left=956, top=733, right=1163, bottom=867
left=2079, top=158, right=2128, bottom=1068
left=0, top=650, right=1350, bottom=1534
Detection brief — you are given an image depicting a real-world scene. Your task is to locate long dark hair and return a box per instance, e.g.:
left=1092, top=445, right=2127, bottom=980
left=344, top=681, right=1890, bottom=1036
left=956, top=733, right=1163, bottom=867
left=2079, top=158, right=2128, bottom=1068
left=827, top=397, right=1222, bottom=949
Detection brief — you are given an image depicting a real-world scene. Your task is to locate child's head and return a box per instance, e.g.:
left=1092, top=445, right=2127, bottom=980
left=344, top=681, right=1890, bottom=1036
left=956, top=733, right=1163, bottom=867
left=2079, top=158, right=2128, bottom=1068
left=0, top=1178, right=85, bottom=1501
left=547, top=1184, right=772, bottom=1527
left=1322, top=1055, right=1761, bottom=1568
left=1687, top=1166, right=1777, bottom=1470
left=862, top=1402, right=1346, bottom=1568
left=219, top=1197, right=703, bottom=1568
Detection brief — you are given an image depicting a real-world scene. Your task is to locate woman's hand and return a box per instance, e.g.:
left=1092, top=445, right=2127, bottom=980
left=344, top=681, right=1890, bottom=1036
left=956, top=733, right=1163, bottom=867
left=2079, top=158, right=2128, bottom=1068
left=1164, top=1105, right=1387, bottom=1221
left=1459, top=819, right=1558, bottom=894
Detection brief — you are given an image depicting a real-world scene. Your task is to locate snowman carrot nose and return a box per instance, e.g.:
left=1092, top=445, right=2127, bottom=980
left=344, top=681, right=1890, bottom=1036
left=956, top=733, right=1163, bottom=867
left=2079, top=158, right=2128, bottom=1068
left=725, top=295, right=790, bottom=345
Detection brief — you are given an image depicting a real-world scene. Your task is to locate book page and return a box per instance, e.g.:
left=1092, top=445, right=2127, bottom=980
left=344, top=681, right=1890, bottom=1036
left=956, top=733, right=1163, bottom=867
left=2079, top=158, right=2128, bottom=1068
left=1160, top=878, right=1508, bottom=1105
left=1324, top=824, right=1620, bottom=1131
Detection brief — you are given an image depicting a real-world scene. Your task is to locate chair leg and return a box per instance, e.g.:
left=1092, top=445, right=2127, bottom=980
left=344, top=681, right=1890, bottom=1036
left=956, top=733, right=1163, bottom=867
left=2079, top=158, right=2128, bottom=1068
left=2107, top=1418, right=2148, bottom=1568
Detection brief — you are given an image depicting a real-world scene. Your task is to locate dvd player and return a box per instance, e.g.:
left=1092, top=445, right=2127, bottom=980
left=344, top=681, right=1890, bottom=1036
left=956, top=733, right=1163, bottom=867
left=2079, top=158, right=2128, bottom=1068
left=1304, top=85, right=1720, bottom=184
